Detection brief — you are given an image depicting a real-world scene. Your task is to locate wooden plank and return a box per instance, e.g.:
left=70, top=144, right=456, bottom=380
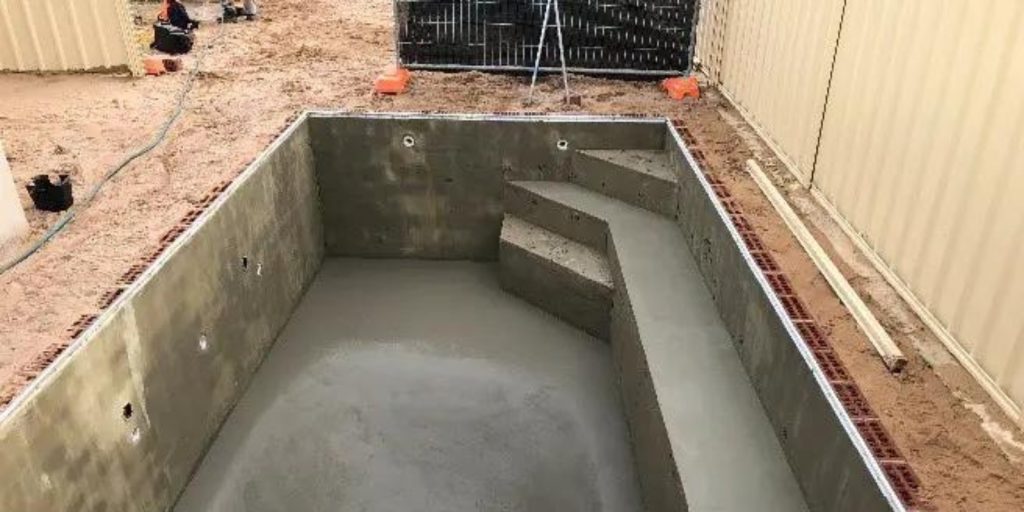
left=747, top=159, right=907, bottom=372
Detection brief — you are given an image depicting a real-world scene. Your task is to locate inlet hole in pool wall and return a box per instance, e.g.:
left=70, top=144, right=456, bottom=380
left=241, top=256, right=249, bottom=271
left=557, top=139, right=569, bottom=151
left=402, top=135, right=416, bottom=148
left=122, top=402, right=133, bottom=421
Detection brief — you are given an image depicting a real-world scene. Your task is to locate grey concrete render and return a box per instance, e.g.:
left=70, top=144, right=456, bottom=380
left=570, top=149, right=678, bottom=216
left=0, top=112, right=669, bottom=512
left=174, top=259, right=643, bottom=512
left=504, top=179, right=809, bottom=511
left=308, top=114, right=665, bottom=260
left=500, top=215, right=613, bottom=291
left=507, top=119, right=905, bottom=510
left=499, top=215, right=614, bottom=339
left=0, top=112, right=905, bottom=512
left=577, top=149, right=677, bottom=182
left=0, top=118, right=323, bottom=511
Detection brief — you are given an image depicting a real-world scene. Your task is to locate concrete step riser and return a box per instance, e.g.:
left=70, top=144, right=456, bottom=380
left=570, top=151, right=678, bottom=217
left=499, top=240, right=612, bottom=340
left=503, top=182, right=608, bottom=252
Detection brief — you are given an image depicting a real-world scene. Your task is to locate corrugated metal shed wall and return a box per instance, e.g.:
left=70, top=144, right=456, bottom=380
left=698, top=0, right=1024, bottom=424
left=814, top=0, right=1024, bottom=419
left=0, top=0, right=141, bottom=75
left=699, top=0, right=845, bottom=184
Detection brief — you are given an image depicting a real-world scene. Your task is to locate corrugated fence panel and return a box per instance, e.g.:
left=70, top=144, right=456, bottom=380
left=0, top=0, right=141, bottom=75
left=694, top=0, right=729, bottom=82
left=395, top=0, right=698, bottom=74
left=814, top=0, right=1024, bottom=420
left=714, top=0, right=845, bottom=184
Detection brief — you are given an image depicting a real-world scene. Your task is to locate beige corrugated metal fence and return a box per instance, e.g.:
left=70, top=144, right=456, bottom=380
left=814, top=0, right=1024, bottom=421
left=699, top=0, right=1024, bottom=426
left=694, top=0, right=729, bottom=83
left=698, top=0, right=846, bottom=184
left=0, top=0, right=142, bottom=75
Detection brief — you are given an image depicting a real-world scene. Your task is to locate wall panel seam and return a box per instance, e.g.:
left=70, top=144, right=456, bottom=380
left=807, top=0, right=847, bottom=185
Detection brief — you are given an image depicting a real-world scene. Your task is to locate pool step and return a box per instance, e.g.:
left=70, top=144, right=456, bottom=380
left=571, top=149, right=678, bottom=217
left=502, top=180, right=808, bottom=512
left=499, top=215, right=613, bottom=340
left=504, top=179, right=609, bottom=251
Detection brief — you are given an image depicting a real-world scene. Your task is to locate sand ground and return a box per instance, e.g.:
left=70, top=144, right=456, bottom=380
left=1, top=1, right=1022, bottom=509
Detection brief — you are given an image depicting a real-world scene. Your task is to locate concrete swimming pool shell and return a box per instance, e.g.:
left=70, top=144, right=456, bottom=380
left=0, top=113, right=922, bottom=511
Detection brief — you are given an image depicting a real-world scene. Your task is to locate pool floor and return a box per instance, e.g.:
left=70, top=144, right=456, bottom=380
left=173, top=259, right=642, bottom=512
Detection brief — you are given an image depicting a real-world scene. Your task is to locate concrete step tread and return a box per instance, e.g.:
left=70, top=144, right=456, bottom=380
left=506, top=179, right=806, bottom=510
left=508, top=180, right=646, bottom=218
left=576, top=149, right=676, bottom=183
left=500, top=215, right=613, bottom=290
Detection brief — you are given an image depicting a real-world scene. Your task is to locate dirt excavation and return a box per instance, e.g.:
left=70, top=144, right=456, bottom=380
left=1, top=1, right=1022, bottom=510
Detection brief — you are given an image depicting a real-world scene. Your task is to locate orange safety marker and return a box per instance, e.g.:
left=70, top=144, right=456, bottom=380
left=144, top=56, right=167, bottom=76
left=662, top=76, right=700, bottom=100
left=391, top=66, right=411, bottom=84
left=374, top=66, right=411, bottom=95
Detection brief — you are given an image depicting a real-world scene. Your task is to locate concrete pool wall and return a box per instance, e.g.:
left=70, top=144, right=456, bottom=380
left=310, top=115, right=666, bottom=259
left=0, top=119, right=323, bottom=511
left=0, top=113, right=906, bottom=511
